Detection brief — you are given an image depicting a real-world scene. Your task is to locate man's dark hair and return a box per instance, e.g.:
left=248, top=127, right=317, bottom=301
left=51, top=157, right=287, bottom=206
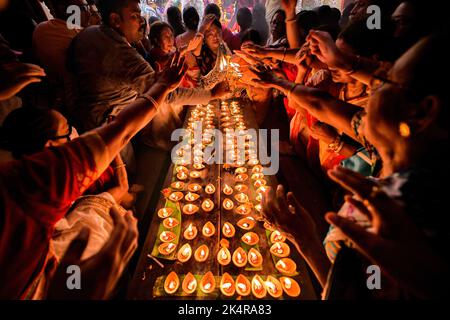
left=241, top=28, right=262, bottom=45
left=166, top=6, right=185, bottom=36
left=96, top=0, right=139, bottom=25
left=183, top=6, right=200, bottom=31
left=237, top=7, right=252, bottom=31
left=2, top=107, right=59, bottom=158
left=204, top=3, right=221, bottom=20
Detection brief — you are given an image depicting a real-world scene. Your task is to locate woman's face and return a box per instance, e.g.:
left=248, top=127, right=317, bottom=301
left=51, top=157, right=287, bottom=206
left=270, top=12, right=285, bottom=38
left=331, top=38, right=357, bottom=84
left=158, top=27, right=175, bottom=53
left=47, top=111, right=79, bottom=147
left=205, top=24, right=222, bottom=52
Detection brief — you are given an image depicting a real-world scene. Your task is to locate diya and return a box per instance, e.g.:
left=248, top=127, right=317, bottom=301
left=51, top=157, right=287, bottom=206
left=205, top=183, right=216, bottom=194
left=222, top=222, right=236, bottom=238
left=234, top=193, right=249, bottom=203
left=265, top=276, right=283, bottom=298
left=184, top=192, right=200, bottom=202
left=176, top=171, right=188, bottom=181
left=235, top=274, right=251, bottom=296
left=162, top=217, right=179, bottom=229
left=159, top=231, right=176, bottom=243
left=234, top=184, right=248, bottom=193
left=170, top=181, right=185, bottom=190
left=200, top=272, right=216, bottom=294
left=248, top=248, right=263, bottom=268
left=241, top=232, right=260, bottom=245
left=276, top=258, right=297, bottom=275
left=189, top=171, right=202, bottom=179
left=164, top=271, right=180, bottom=294
left=158, top=242, right=177, bottom=255
left=222, top=184, right=233, bottom=195
left=217, top=246, right=231, bottom=266
left=222, top=198, right=234, bottom=210
left=280, top=277, right=301, bottom=297
left=202, top=221, right=216, bottom=237
left=182, top=204, right=199, bottom=215
left=168, top=191, right=183, bottom=202
left=235, top=203, right=252, bottom=215
left=177, top=243, right=192, bottom=263
left=194, top=245, right=209, bottom=262
left=157, top=207, right=173, bottom=218
left=237, top=217, right=256, bottom=230
left=201, top=199, right=214, bottom=212
left=220, top=273, right=235, bottom=297
left=187, top=183, right=202, bottom=192
left=270, top=242, right=291, bottom=258
left=251, top=275, right=267, bottom=299
left=232, top=247, right=247, bottom=267
left=182, top=272, right=197, bottom=294
left=183, top=223, right=198, bottom=240
left=270, top=230, right=286, bottom=243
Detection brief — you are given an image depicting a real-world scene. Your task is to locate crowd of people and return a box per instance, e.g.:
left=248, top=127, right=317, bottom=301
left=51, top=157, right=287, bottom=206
left=0, top=0, right=448, bottom=300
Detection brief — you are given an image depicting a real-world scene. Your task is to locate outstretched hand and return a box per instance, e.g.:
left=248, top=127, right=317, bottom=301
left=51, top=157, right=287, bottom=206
left=326, top=166, right=448, bottom=298
left=156, top=52, right=188, bottom=91
left=47, top=207, right=138, bottom=300
left=307, top=30, right=343, bottom=69
left=0, top=62, right=46, bottom=100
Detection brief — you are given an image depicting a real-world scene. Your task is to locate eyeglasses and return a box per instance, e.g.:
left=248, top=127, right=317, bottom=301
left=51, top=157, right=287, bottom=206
left=49, top=124, right=73, bottom=142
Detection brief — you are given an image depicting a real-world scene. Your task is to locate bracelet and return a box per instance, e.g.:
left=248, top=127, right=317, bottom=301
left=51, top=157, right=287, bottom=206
left=344, top=55, right=361, bottom=75
left=138, top=93, right=159, bottom=111
left=114, top=164, right=126, bottom=169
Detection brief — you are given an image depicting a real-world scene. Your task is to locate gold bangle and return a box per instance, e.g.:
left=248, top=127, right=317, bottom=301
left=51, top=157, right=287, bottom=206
left=139, top=93, right=159, bottom=111
left=114, top=164, right=126, bottom=169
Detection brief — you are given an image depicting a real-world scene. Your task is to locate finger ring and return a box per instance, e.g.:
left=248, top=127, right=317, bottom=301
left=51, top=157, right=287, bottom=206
left=115, top=164, right=126, bottom=169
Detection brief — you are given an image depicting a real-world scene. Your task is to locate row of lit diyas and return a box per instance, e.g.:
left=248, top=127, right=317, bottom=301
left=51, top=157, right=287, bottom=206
left=164, top=271, right=301, bottom=298
left=154, top=101, right=300, bottom=299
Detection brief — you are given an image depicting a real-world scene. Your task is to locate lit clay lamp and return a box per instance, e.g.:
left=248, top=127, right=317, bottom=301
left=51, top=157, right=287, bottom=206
left=254, top=179, right=267, bottom=189
left=183, top=223, right=198, bottom=240
left=176, top=171, right=188, bottom=181
left=251, top=173, right=265, bottom=181
left=237, top=217, right=256, bottom=231
left=182, top=204, right=199, bottom=215
left=222, top=184, right=233, bottom=195
left=164, top=271, right=180, bottom=294
left=241, top=232, right=260, bottom=246
left=270, top=242, right=291, bottom=258
left=182, top=272, right=197, bottom=294
left=185, top=192, right=200, bottom=202
left=158, top=242, right=177, bottom=256
left=220, top=273, right=235, bottom=297
left=187, top=183, right=202, bottom=192
left=163, top=217, right=179, bottom=229
left=202, top=221, right=216, bottom=237
left=205, top=183, right=216, bottom=195
left=157, top=207, right=173, bottom=219
left=171, top=181, right=185, bottom=190
left=235, top=173, right=248, bottom=182
left=276, top=258, right=297, bottom=275
left=234, top=193, right=249, bottom=204
left=235, top=203, right=252, bottom=215
left=252, top=165, right=264, bottom=173
left=254, top=204, right=262, bottom=213
left=194, top=245, right=209, bottom=262
left=264, top=221, right=276, bottom=231
left=193, top=163, right=205, bottom=170
left=201, top=199, right=214, bottom=212
left=200, top=271, right=216, bottom=294
left=265, top=276, right=283, bottom=298
left=234, top=184, right=248, bottom=193
left=280, top=277, right=301, bottom=297
left=270, top=230, right=286, bottom=243
left=222, top=198, right=234, bottom=211
left=248, top=159, right=259, bottom=166
left=235, top=274, right=251, bottom=296
left=176, top=166, right=188, bottom=174
left=217, top=246, right=231, bottom=266
left=222, top=222, right=236, bottom=238
left=177, top=243, right=192, bottom=263
left=248, top=248, right=263, bottom=268
left=160, top=231, right=176, bottom=243
left=168, top=191, right=184, bottom=202
left=189, top=171, right=202, bottom=179
left=235, top=167, right=247, bottom=174
left=232, top=247, right=247, bottom=267
left=251, top=275, right=267, bottom=299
